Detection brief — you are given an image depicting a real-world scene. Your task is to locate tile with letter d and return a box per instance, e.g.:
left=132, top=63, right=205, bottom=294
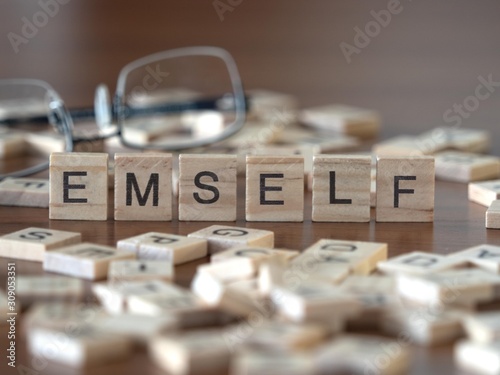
left=245, top=155, right=304, bottom=222
left=312, top=155, right=371, bottom=222
left=49, top=152, right=108, bottom=220
left=0, top=177, right=49, bottom=207
left=0, top=227, right=81, bottom=262
left=188, top=225, right=274, bottom=254
left=376, top=156, right=435, bottom=222
left=178, top=154, right=237, bottom=221
left=43, top=242, right=135, bottom=280
left=114, top=153, right=172, bottom=221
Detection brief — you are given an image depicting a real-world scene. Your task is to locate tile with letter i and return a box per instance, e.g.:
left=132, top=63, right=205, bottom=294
left=376, top=156, right=435, bottom=222
left=43, top=242, right=135, bottom=280
left=0, top=177, right=49, bottom=207
left=27, top=325, right=132, bottom=367
left=245, top=155, right=304, bottom=222
left=108, top=260, right=174, bottom=282
left=49, top=152, right=108, bottom=220
left=117, top=232, right=207, bottom=265
left=178, top=154, right=237, bottom=221
left=114, top=153, right=172, bottom=221
left=487, top=200, right=500, bottom=229
left=188, top=224, right=274, bottom=254
left=469, top=179, right=500, bottom=206
left=0, top=227, right=81, bottom=262
left=312, top=155, right=371, bottom=222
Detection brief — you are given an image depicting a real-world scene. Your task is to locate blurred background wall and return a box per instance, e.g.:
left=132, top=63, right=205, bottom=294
left=0, top=0, right=499, bottom=142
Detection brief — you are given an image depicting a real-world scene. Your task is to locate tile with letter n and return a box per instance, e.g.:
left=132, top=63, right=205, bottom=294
left=178, top=154, right=237, bottom=221
left=312, top=155, right=371, bottom=222
left=0, top=227, right=81, bottom=262
left=43, top=242, right=135, bottom=280
left=188, top=225, right=274, bottom=254
left=49, top=152, right=108, bottom=220
left=0, top=177, right=49, bottom=207
left=376, top=156, right=435, bottom=222
left=245, top=155, right=304, bottom=222
left=469, top=179, right=500, bottom=207
left=114, top=153, right=172, bottom=221
left=117, top=232, right=207, bottom=265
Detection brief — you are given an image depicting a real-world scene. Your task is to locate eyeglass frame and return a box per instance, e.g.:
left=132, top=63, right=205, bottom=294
left=0, top=46, right=246, bottom=180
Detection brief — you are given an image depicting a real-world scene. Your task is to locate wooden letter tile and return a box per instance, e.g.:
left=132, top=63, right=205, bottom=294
left=16, top=276, right=84, bottom=304
left=211, top=246, right=298, bottom=265
left=455, top=340, right=500, bottom=375
left=188, top=225, right=274, bottom=254
left=27, top=326, right=132, bottom=367
left=179, top=154, right=237, bottom=221
left=450, top=244, right=500, bottom=273
left=0, top=131, right=26, bottom=159
left=49, top=152, right=108, bottom=220
left=435, top=151, right=500, bottom=182
left=114, top=153, right=172, bottom=221
left=469, top=179, right=500, bottom=207
left=43, top=242, right=135, bottom=280
left=0, top=227, right=81, bottom=262
left=312, top=155, right=371, bottom=222
left=0, top=178, right=49, bottom=207
left=377, top=251, right=464, bottom=275
left=117, top=232, right=207, bottom=265
left=376, top=156, right=435, bottom=222
left=487, top=200, right=500, bottom=229
left=108, top=260, right=174, bottom=282
left=231, top=351, right=316, bottom=375
left=300, top=104, right=380, bottom=139
left=245, top=155, right=304, bottom=222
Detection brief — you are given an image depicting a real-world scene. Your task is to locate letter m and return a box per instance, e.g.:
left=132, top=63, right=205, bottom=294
left=126, top=173, right=159, bottom=206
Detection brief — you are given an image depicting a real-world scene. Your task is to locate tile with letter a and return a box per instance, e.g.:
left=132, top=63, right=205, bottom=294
left=108, top=260, right=174, bottom=282
left=0, top=177, right=49, bottom=207
left=377, top=251, right=464, bottom=275
left=117, top=232, right=207, bottom=265
left=487, top=200, right=500, bottom=229
left=178, top=154, right=237, bottom=221
left=245, top=155, right=304, bottom=222
left=312, top=155, right=371, bottom=222
left=449, top=244, right=500, bottom=273
left=49, top=152, right=108, bottom=220
left=27, top=325, right=132, bottom=367
left=114, top=153, right=172, bottom=221
left=435, top=151, right=500, bottom=182
left=0, top=227, right=81, bottom=262
left=150, top=330, right=231, bottom=375
left=469, top=179, right=500, bottom=207
left=43, top=242, right=135, bottom=280
left=188, top=225, right=274, bottom=254
left=376, top=156, right=435, bottom=222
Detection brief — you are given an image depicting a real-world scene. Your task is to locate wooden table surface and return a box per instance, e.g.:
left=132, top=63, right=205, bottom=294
left=2, top=1, right=500, bottom=374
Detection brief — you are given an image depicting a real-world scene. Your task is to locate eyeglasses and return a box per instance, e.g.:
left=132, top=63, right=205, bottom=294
left=0, top=46, right=246, bottom=180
